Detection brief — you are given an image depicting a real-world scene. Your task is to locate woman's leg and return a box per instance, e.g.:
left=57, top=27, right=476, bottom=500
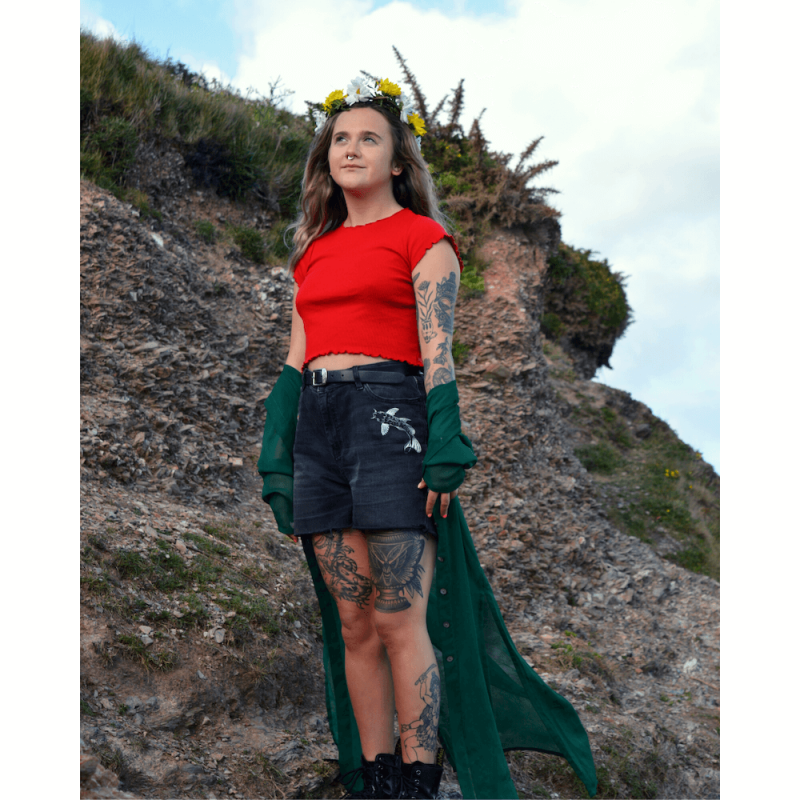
left=311, top=528, right=396, bottom=760
left=367, top=529, right=440, bottom=765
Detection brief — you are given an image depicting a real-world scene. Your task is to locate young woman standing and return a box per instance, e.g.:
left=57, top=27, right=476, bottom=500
left=259, top=76, right=598, bottom=800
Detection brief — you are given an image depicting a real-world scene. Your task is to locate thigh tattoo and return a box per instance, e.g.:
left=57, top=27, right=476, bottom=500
left=367, top=530, right=428, bottom=614
left=312, top=531, right=373, bottom=610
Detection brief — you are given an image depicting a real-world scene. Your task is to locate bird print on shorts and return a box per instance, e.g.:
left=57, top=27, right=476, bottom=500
left=371, top=408, right=422, bottom=453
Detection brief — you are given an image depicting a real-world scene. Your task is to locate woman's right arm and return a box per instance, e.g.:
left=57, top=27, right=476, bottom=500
left=286, top=282, right=306, bottom=373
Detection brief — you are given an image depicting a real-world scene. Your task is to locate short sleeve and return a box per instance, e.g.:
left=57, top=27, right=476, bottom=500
left=293, top=241, right=314, bottom=287
left=408, top=215, right=464, bottom=273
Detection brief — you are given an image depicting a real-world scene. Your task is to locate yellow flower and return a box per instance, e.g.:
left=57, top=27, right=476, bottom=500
left=689, top=484, right=693, bottom=489
left=378, top=79, right=401, bottom=96
left=323, top=89, right=346, bottom=112
left=407, top=112, right=426, bottom=137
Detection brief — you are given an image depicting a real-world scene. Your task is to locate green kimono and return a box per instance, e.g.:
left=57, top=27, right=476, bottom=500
left=260, top=374, right=598, bottom=799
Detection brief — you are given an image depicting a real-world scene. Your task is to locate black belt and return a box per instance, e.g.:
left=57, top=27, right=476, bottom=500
left=303, top=363, right=422, bottom=386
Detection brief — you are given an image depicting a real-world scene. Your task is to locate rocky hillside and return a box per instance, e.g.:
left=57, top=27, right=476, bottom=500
left=80, top=173, right=720, bottom=799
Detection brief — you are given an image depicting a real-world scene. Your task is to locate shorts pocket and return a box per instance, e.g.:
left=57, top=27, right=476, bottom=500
left=362, top=374, right=425, bottom=403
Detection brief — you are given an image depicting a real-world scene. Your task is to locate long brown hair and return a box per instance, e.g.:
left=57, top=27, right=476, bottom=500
left=284, top=102, right=456, bottom=273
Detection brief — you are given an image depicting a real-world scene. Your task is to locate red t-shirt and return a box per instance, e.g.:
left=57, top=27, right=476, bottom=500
left=293, top=207, right=464, bottom=368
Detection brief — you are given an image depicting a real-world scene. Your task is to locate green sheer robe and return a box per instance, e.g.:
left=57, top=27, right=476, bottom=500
left=260, top=375, right=598, bottom=799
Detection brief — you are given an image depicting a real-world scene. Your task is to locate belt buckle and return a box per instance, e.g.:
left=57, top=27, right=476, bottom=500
left=312, top=368, right=327, bottom=386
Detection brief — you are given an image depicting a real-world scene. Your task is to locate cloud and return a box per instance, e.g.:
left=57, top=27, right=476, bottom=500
left=80, top=9, right=129, bottom=44
left=228, top=0, right=722, bottom=471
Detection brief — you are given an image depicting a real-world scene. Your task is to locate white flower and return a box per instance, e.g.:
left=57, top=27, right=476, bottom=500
left=313, top=110, right=327, bottom=133
left=401, top=105, right=417, bottom=124
left=346, top=77, right=377, bottom=105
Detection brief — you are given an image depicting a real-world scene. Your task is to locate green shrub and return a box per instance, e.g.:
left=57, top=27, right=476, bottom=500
left=667, top=545, right=709, bottom=574
left=264, top=221, right=293, bottom=261
left=574, top=442, right=620, bottom=474
left=452, top=337, right=470, bottom=365
left=459, top=249, right=488, bottom=297
left=112, top=550, right=150, bottom=579
left=230, top=225, right=266, bottom=264
left=195, top=219, right=217, bottom=244
left=87, top=116, right=138, bottom=184
left=541, top=312, right=563, bottom=339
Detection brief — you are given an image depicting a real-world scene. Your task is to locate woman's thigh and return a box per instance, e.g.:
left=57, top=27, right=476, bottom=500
left=311, top=527, right=437, bottom=641
left=366, top=529, right=437, bottom=618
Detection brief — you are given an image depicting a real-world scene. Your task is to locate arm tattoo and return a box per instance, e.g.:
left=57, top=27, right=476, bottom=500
left=433, top=336, right=450, bottom=366
left=429, top=366, right=454, bottom=389
left=433, top=271, right=457, bottom=336
left=414, top=277, right=437, bottom=343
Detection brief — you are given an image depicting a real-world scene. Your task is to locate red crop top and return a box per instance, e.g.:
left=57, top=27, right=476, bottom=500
left=293, top=207, right=464, bottom=368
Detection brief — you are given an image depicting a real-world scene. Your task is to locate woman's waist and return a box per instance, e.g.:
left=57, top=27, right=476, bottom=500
left=305, top=345, right=423, bottom=371
left=306, top=352, right=389, bottom=371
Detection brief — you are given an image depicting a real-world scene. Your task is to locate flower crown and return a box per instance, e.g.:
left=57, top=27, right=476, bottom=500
left=310, top=77, right=426, bottom=150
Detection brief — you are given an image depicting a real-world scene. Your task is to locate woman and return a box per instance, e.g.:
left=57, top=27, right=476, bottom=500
left=259, top=77, right=598, bottom=800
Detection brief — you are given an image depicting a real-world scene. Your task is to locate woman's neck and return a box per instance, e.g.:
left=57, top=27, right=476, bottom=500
left=341, top=197, right=404, bottom=228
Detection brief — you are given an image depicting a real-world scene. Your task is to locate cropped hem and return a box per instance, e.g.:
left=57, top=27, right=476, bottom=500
left=302, top=350, right=423, bottom=371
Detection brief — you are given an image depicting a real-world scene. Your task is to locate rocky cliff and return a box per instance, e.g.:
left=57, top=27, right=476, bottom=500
left=80, top=171, right=720, bottom=799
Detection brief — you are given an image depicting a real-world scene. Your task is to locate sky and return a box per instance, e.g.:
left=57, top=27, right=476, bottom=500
left=79, top=0, right=720, bottom=474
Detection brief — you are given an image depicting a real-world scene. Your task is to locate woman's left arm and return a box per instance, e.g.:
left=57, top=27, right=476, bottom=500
left=412, top=239, right=461, bottom=517
left=412, top=239, right=461, bottom=392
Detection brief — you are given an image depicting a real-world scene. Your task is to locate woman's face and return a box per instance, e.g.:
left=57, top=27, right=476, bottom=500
left=328, top=106, right=402, bottom=195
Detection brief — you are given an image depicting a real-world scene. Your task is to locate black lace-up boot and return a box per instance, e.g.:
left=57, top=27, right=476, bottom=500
left=380, top=740, right=445, bottom=799
left=341, top=750, right=400, bottom=799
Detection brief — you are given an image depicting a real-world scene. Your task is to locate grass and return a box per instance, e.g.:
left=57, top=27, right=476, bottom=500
left=217, top=589, right=280, bottom=639
left=184, top=531, right=231, bottom=557
left=459, top=248, right=489, bottom=297
left=228, top=224, right=266, bottom=264
left=117, top=634, right=179, bottom=672
left=452, top=335, right=470, bottom=365
left=80, top=30, right=309, bottom=212
left=81, top=698, right=97, bottom=716
left=81, top=573, right=111, bottom=596
left=81, top=30, right=565, bottom=291
left=574, top=442, right=620, bottom=475
left=566, top=389, right=720, bottom=579
left=194, top=219, right=217, bottom=243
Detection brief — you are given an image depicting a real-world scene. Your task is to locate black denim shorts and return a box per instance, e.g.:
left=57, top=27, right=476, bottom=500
left=293, top=361, right=438, bottom=538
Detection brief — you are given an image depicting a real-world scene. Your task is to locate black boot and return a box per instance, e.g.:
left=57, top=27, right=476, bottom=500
left=381, top=741, right=445, bottom=799
left=341, top=751, right=400, bottom=799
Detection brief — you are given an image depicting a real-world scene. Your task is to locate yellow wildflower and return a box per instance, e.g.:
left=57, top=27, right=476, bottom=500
left=408, top=112, right=426, bottom=137
left=323, top=90, right=346, bottom=112
left=378, top=79, right=402, bottom=96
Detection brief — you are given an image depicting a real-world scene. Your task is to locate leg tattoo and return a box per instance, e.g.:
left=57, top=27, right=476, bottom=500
left=367, top=531, right=426, bottom=613
left=400, top=662, right=441, bottom=761
left=313, top=531, right=373, bottom=610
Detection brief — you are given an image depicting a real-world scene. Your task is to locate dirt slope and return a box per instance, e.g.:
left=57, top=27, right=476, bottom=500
left=80, top=180, right=719, bottom=799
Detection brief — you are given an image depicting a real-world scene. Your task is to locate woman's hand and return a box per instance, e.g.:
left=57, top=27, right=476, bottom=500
left=418, top=478, right=458, bottom=519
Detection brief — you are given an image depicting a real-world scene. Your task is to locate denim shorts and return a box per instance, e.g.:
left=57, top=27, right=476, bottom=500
left=293, top=361, right=438, bottom=538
